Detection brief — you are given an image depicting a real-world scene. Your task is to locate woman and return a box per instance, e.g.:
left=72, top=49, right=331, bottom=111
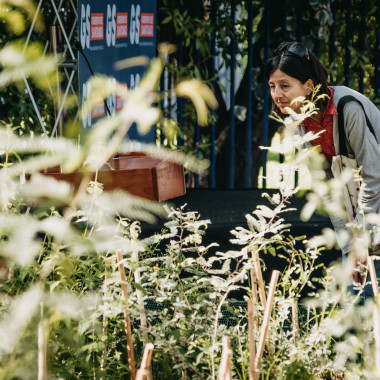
left=265, top=41, right=380, bottom=296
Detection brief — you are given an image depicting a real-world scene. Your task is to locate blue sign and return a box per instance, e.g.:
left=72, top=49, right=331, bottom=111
left=78, top=0, right=157, bottom=142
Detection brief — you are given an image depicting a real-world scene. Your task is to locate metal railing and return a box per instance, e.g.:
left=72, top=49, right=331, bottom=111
left=4, top=0, right=379, bottom=191
left=158, top=0, right=380, bottom=189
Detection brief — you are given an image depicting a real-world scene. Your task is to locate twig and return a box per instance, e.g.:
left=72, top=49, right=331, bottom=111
left=117, top=249, right=136, bottom=380
left=292, top=299, right=298, bottom=344
left=254, top=270, right=280, bottom=372
left=247, top=299, right=258, bottom=380
left=136, top=343, right=154, bottom=380
left=218, top=336, right=232, bottom=380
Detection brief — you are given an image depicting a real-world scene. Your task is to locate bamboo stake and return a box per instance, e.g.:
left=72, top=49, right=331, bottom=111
left=179, top=302, right=187, bottom=380
left=132, top=251, right=152, bottom=380
left=368, top=256, right=379, bottom=296
left=254, top=270, right=280, bottom=372
left=117, top=249, right=136, bottom=380
left=218, top=336, right=232, bottom=380
left=136, top=343, right=154, bottom=380
left=38, top=302, right=47, bottom=380
left=292, top=299, right=299, bottom=344
left=100, top=261, right=110, bottom=380
left=247, top=299, right=258, bottom=380
left=250, top=268, right=260, bottom=331
left=373, top=299, right=380, bottom=380
left=368, top=256, right=380, bottom=379
left=252, top=252, right=267, bottom=309
left=250, top=268, right=257, bottom=298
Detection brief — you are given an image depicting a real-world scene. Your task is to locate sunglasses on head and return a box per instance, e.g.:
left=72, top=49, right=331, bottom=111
left=275, top=42, right=310, bottom=60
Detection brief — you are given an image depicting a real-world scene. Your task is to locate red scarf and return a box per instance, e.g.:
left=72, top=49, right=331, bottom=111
left=303, top=88, right=337, bottom=162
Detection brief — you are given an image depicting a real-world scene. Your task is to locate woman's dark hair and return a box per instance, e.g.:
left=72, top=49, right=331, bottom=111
left=265, top=42, right=330, bottom=114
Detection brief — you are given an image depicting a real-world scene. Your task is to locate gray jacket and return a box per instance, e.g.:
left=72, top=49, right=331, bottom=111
left=330, top=86, right=380, bottom=253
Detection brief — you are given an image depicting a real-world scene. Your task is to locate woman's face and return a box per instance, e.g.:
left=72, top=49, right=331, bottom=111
left=268, top=69, right=312, bottom=114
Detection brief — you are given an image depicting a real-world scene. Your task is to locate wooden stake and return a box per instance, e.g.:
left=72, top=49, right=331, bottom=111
left=254, top=270, right=280, bottom=372
left=117, top=249, right=136, bottom=380
left=179, top=303, right=187, bottom=380
left=132, top=251, right=152, bottom=380
left=250, top=268, right=257, bottom=298
left=247, top=299, right=258, bottom=380
left=38, top=302, right=47, bottom=380
left=368, top=256, right=379, bottom=296
left=253, top=252, right=267, bottom=309
left=218, top=336, right=233, bottom=380
left=373, top=299, right=380, bottom=380
left=250, top=269, right=260, bottom=332
left=292, top=299, right=299, bottom=344
left=136, top=343, right=154, bottom=380
left=100, top=262, right=110, bottom=379
left=368, top=256, right=380, bottom=379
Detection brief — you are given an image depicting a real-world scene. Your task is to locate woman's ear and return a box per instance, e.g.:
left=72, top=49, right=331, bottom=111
left=306, top=79, right=314, bottom=95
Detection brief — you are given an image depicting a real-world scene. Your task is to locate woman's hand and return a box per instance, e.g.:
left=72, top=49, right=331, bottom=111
left=348, top=250, right=368, bottom=284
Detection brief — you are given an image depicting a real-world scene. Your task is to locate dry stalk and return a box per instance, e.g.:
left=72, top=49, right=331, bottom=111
left=247, top=298, right=258, bottom=380
left=136, top=343, right=154, bottom=380
left=116, top=249, right=136, bottom=380
left=218, top=336, right=232, bottom=380
left=254, top=270, right=280, bottom=372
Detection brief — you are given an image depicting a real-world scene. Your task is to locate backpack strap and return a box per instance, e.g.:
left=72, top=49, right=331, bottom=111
left=337, top=95, right=376, bottom=156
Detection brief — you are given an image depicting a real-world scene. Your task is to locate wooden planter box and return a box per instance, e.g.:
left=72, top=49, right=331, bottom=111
left=43, top=152, right=185, bottom=202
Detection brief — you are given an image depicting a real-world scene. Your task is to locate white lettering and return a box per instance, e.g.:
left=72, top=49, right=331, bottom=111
left=80, top=4, right=91, bottom=49
left=106, top=4, right=116, bottom=47
left=130, top=4, right=140, bottom=45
